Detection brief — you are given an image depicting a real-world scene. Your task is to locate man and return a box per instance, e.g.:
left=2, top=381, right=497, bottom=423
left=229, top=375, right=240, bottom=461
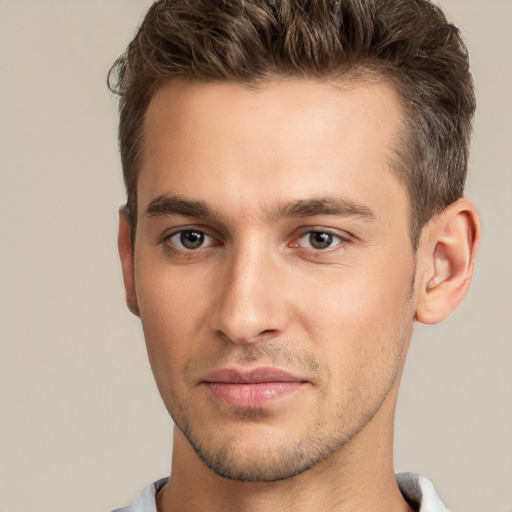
left=110, top=0, right=480, bottom=511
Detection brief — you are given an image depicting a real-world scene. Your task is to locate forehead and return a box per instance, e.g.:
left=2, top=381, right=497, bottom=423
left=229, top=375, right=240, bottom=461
left=139, top=78, right=407, bottom=222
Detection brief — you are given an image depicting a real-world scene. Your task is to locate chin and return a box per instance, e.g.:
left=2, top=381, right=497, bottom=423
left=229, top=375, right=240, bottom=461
left=178, top=420, right=346, bottom=482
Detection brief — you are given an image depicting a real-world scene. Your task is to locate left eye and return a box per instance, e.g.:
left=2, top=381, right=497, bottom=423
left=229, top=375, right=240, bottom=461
left=169, top=229, right=214, bottom=250
left=298, top=231, right=343, bottom=250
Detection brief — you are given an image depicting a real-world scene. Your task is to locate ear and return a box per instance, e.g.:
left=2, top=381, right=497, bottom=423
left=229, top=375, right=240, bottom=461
left=415, top=198, right=480, bottom=324
left=118, top=206, right=140, bottom=316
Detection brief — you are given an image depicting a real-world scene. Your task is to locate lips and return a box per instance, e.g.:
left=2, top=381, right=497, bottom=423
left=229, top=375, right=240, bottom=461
left=201, top=367, right=308, bottom=408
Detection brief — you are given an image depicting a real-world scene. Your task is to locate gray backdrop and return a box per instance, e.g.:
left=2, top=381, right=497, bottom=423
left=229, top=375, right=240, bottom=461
left=1, top=1, right=510, bottom=511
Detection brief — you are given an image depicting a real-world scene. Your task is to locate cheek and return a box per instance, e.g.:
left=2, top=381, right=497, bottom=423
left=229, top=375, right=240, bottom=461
left=299, top=256, right=415, bottom=371
left=134, top=263, right=212, bottom=380
left=136, top=256, right=211, bottom=327
left=303, top=267, right=411, bottom=327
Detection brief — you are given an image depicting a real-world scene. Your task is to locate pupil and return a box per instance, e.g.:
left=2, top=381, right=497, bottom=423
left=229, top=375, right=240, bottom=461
left=181, top=231, right=204, bottom=249
left=310, top=232, right=332, bottom=249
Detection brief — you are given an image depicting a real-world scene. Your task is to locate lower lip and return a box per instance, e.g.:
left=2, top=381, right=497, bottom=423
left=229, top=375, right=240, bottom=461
left=204, top=382, right=305, bottom=408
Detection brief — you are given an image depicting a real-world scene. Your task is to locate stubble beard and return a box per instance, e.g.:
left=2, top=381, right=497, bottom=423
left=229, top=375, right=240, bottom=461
left=176, top=414, right=349, bottom=482
left=167, top=372, right=401, bottom=483
left=158, top=310, right=412, bottom=483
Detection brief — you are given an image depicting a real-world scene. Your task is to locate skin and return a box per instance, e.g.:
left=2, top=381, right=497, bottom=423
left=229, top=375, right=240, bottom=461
left=118, top=78, right=480, bottom=512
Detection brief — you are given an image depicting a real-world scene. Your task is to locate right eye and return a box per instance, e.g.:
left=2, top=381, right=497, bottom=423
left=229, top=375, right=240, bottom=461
left=167, top=229, right=215, bottom=250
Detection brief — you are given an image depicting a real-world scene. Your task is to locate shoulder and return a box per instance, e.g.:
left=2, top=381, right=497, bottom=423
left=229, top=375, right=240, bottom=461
left=396, top=472, right=451, bottom=512
left=110, top=478, right=169, bottom=512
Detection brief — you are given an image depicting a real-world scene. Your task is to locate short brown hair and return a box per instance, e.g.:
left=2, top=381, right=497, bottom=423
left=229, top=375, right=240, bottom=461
left=109, top=0, right=475, bottom=247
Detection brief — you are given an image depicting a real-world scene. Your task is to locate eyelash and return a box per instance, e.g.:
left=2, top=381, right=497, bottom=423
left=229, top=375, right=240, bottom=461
left=161, top=227, right=218, bottom=254
left=160, top=227, right=350, bottom=255
left=292, top=230, right=348, bottom=251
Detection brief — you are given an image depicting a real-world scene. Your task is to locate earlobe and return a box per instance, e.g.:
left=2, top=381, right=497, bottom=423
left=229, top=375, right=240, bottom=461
left=415, top=198, right=480, bottom=325
left=118, top=206, right=140, bottom=317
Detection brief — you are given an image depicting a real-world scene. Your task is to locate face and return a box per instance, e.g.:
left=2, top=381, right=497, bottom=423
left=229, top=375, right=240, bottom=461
left=127, top=78, right=417, bottom=481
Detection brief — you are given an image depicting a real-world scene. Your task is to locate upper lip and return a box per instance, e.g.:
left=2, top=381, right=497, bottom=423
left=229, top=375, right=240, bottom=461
left=201, top=367, right=306, bottom=384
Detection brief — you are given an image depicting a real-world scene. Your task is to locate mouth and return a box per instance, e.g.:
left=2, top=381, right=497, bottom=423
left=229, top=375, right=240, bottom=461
left=200, top=367, right=309, bottom=408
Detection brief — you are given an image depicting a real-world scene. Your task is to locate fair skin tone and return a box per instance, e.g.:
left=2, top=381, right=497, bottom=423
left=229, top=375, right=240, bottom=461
left=118, top=78, right=480, bottom=512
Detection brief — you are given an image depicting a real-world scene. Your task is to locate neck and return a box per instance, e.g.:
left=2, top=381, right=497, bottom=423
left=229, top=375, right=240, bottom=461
left=157, top=387, right=413, bottom=512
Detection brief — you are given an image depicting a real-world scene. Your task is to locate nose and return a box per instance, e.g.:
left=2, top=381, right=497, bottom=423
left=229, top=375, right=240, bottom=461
left=208, top=248, right=290, bottom=344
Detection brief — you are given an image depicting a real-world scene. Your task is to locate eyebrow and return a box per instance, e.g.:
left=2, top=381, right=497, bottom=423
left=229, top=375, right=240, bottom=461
left=145, top=195, right=375, bottom=222
left=146, top=196, right=213, bottom=218
left=267, top=197, right=375, bottom=222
